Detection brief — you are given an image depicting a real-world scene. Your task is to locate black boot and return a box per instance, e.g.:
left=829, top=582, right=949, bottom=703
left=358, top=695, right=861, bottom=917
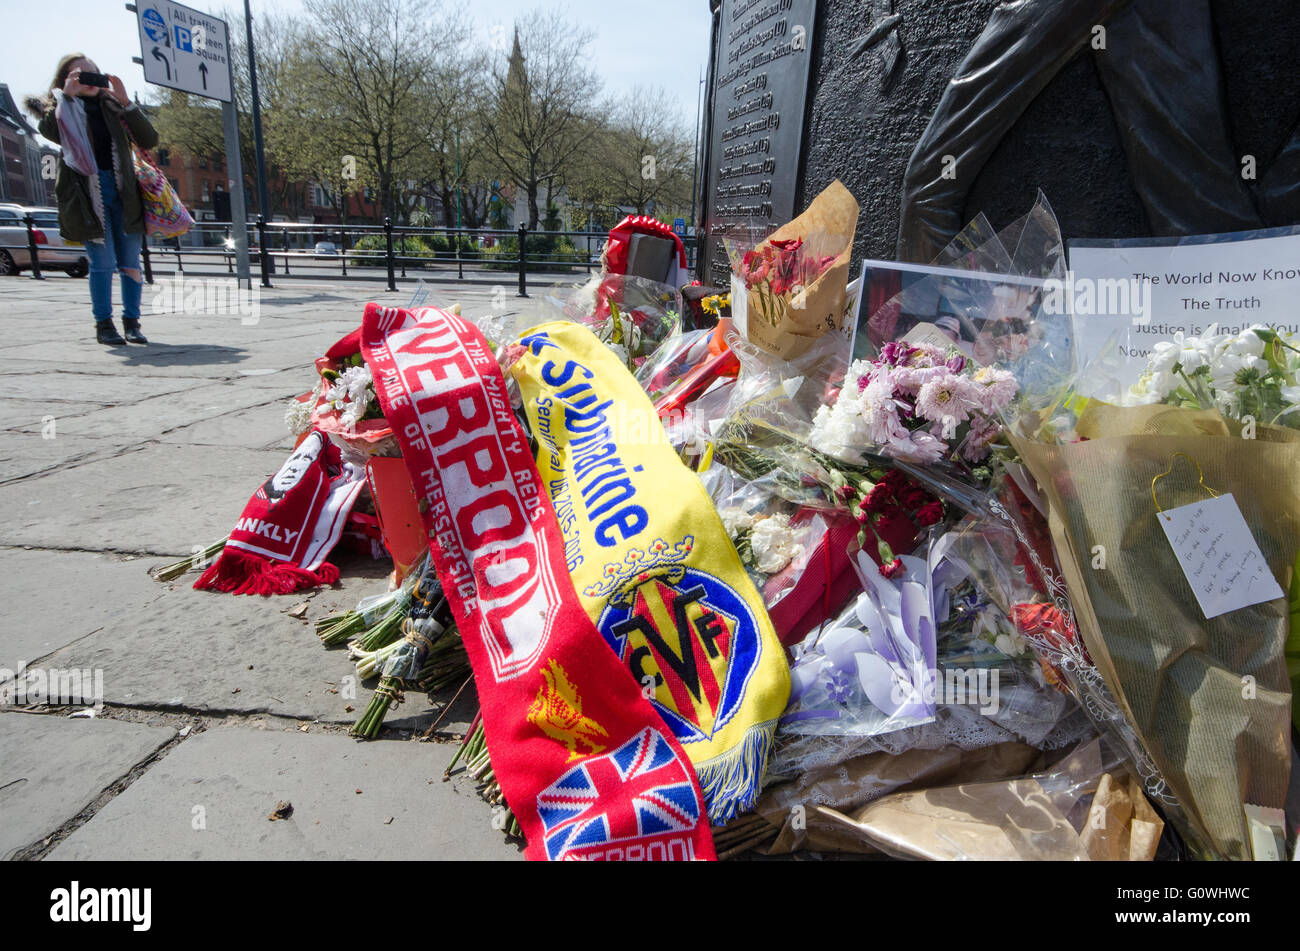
left=122, top=319, right=149, bottom=345
left=96, top=320, right=126, bottom=346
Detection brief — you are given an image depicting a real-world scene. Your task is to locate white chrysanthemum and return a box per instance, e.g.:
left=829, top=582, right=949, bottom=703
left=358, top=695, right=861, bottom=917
left=1225, top=327, right=1266, bottom=359
left=809, top=390, right=872, bottom=461
left=750, top=513, right=804, bottom=575
left=1209, top=351, right=1264, bottom=393
left=1150, top=331, right=1208, bottom=374
left=324, top=365, right=374, bottom=429
left=719, top=506, right=755, bottom=539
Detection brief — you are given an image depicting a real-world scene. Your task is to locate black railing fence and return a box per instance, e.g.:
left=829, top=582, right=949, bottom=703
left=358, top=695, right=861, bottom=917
left=126, top=217, right=698, bottom=297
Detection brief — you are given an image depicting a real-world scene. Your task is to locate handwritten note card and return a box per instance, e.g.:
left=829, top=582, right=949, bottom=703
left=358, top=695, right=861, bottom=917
left=1157, top=494, right=1284, bottom=619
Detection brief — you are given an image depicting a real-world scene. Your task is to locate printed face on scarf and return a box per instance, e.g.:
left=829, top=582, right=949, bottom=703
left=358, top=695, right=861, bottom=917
left=264, top=432, right=322, bottom=503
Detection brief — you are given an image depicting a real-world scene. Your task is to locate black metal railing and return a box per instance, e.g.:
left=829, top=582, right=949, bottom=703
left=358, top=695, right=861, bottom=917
left=129, top=218, right=698, bottom=296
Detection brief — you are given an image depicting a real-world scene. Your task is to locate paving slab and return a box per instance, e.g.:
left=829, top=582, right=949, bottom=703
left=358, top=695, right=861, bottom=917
left=4, top=371, right=209, bottom=406
left=0, top=432, right=126, bottom=483
left=46, top=724, right=521, bottom=860
left=20, top=552, right=466, bottom=729
left=158, top=401, right=299, bottom=451
left=0, top=712, right=175, bottom=859
left=8, top=383, right=292, bottom=442
left=6, top=347, right=257, bottom=379
left=30, top=568, right=386, bottom=722
left=0, top=398, right=108, bottom=432
left=0, top=547, right=165, bottom=678
left=0, top=442, right=290, bottom=553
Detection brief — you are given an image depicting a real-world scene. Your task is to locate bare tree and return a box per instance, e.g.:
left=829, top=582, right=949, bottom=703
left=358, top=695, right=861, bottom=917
left=603, top=87, right=694, bottom=216
left=412, top=47, right=491, bottom=229
left=297, top=0, right=470, bottom=222
left=479, top=10, right=601, bottom=229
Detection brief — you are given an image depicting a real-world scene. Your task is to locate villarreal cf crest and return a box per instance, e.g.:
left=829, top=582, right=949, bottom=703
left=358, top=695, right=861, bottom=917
left=588, top=536, right=763, bottom=746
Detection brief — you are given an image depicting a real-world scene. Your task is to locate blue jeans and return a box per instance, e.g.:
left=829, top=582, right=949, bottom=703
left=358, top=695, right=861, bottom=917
left=86, top=169, right=143, bottom=323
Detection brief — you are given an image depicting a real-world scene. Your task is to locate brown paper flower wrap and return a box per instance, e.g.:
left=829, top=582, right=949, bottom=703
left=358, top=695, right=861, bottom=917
left=730, top=179, right=858, bottom=360
left=1009, top=404, right=1299, bottom=860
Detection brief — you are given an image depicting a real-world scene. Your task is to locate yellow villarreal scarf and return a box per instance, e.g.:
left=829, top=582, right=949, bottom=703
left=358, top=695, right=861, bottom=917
left=512, top=321, right=790, bottom=823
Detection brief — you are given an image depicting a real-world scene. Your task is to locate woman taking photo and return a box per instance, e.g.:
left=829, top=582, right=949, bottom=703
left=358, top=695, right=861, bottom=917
left=25, top=54, right=158, bottom=346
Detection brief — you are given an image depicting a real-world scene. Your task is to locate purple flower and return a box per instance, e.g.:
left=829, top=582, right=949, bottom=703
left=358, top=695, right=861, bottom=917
left=824, top=667, right=855, bottom=704
left=879, top=342, right=913, bottom=367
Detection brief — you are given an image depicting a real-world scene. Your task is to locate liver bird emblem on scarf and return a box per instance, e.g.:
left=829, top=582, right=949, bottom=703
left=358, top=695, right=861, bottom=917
left=527, top=659, right=610, bottom=761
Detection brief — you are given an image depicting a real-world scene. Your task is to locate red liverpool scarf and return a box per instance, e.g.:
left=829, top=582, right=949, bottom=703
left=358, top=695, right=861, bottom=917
left=360, top=302, right=715, bottom=862
left=194, top=429, right=367, bottom=595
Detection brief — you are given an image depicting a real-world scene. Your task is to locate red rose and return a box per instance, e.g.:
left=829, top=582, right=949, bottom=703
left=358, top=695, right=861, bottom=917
left=863, top=485, right=894, bottom=513
left=880, top=559, right=906, bottom=579
left=915, top=501, right=944, bottom=526
left=899, top=486, right=931, bottom=510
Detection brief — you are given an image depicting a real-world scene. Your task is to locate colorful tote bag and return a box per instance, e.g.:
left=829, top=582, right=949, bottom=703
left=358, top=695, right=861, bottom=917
left=119, top=117, right=194, bottom=239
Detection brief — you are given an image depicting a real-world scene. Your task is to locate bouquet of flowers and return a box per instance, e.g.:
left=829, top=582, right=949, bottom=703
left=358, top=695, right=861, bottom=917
left=778, top=532, right=969, bottom=743
left=286, top=348, right=398, bottom=457
left=735, top=238, right=840, bottom=330
left=810, top=341, right=1018, bottom=468
left=1003, top=332, right=1300, bottom=860
left=726, top=179, right=858, bottom=359
left=1123, top=322, right=1300, bottom=424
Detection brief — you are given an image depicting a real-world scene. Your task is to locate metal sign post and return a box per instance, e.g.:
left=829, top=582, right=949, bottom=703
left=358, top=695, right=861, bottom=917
left=221, top=103, right=250, bottom=287
left=130, top=1, right=249, bottom=286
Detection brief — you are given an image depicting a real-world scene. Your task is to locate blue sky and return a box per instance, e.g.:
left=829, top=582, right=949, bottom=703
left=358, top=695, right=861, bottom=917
left=1, top=0, right=713, bottom=127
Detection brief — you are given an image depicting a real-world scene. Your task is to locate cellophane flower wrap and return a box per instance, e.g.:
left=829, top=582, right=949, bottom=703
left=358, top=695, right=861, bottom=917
left=562, top=272, right=682, bottom=370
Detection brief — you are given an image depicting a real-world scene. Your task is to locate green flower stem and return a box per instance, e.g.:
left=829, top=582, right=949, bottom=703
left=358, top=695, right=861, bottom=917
left=153, top=539, right=226, bottom=581
left=350, top=676, right=403, bottom=739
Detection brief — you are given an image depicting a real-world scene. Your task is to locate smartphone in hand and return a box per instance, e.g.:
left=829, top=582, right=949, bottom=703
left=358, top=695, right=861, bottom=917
left=79, top=72, right=110, bottom=88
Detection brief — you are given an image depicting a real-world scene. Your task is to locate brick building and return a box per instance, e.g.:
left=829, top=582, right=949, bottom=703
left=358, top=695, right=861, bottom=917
left=0, top=84, right=55, bottom=207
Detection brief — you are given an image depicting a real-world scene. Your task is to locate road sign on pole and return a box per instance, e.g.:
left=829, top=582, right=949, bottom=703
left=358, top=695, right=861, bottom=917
left=135, top=0, right=232, bottom=103
left=131, top=0, right=248, bottom=284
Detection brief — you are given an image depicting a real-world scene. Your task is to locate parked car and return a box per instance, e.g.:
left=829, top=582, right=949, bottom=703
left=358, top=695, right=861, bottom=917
left=0, top=204, right=89, bottom=277
left=314, top=240, right=339, bottom=258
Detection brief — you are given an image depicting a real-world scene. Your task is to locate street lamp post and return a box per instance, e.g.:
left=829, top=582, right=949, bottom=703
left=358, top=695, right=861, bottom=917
left=244, top=0, right=272, bottom=221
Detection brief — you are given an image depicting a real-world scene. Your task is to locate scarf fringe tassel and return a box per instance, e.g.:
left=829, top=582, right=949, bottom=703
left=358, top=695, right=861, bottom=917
left=695, top=720, right=777, bottom=826
left=193, top=547, right=339, bottom=596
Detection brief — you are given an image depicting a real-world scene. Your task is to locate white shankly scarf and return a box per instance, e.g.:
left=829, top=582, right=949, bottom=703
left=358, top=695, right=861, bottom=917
left=54, top=90, right=96, bottom=176
left=53, top=90, right=118, bottom=244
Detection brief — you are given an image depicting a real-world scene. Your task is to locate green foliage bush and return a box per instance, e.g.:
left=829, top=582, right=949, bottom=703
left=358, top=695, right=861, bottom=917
left=348, top=232, right=481, bottom=266
left=483, top=233, right=589, bottom=272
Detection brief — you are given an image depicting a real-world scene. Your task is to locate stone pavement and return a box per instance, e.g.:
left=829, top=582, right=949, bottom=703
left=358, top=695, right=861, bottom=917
left=0, top=271, right=568, bottom=861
